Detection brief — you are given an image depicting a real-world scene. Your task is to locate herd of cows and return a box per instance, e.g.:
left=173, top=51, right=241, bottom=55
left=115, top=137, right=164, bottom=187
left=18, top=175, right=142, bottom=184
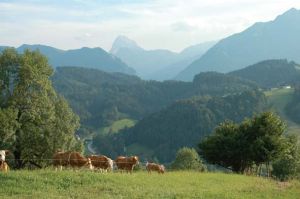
left=0, top=150, right=165, bottom=174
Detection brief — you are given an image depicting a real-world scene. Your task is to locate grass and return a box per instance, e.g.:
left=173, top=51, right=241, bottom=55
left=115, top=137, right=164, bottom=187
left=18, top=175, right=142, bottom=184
left=99, top=118, right=136, bottom=135
left=0, top=170, right=299, bottom=199
left=265, top=87, right=300, bottom=135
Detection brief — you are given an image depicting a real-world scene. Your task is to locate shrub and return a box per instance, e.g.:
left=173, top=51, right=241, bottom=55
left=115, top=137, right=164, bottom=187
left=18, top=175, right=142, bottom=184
left=171, top=147, right=206, bottom=171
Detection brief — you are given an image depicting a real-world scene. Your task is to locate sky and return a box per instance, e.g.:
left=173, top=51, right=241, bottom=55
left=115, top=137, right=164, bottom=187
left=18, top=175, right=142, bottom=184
left=0, top=0, right=300, bottom=52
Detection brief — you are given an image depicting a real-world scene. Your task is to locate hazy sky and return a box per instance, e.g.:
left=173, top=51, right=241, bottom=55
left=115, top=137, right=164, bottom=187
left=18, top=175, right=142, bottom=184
left=0, top=0, right=299, bottom=52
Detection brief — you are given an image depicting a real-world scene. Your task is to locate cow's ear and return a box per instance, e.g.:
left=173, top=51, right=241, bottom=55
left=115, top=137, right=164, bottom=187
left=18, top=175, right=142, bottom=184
left=5, top=150, right=10, bottom=155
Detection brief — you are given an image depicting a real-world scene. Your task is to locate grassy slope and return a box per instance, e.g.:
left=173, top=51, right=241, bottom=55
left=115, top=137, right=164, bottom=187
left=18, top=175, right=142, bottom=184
left=99, top=118, right=136, bottom=135
left=265, top=87, right=300, bottom=135
left=0, top=170, right=299, bottom=199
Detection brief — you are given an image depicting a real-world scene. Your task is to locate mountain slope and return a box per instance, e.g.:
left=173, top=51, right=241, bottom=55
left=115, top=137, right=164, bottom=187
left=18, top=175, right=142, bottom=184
left=176, top=8, right=300, bottom=81
left=151, top=41, right=216, bottom=81
left=110, top=36, right=215, bottom=80
left=2, top=44, right=136, bottom=75
left=229, top=59, right=300, bottom=88
left=100, top=89, right=266, bottom=162
left=110, top=36, right=179, bottom=78
left=52, top=67, right=257, bottom=132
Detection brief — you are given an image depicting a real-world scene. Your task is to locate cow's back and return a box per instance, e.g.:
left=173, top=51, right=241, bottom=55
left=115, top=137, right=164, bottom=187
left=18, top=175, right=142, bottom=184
left=115, top=156, right=127, bottom=169
left=69, top=152, right=86, bottom=167
left=115, top=156, right=138, bottom=172
left=88, top=155, right=110, bottom=169
left=53, top=151, right=71, bottom=166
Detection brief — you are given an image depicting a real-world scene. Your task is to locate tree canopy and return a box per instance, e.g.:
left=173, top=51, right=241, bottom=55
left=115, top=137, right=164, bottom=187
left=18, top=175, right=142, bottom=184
left=199, top=112, right=286, bottom=173
left=0, top=48, right=81, bottom=168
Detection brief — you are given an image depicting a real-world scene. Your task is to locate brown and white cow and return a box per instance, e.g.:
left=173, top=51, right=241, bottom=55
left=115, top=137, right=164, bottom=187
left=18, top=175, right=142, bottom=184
left=146, top=162, right=165, bottom=174
left=0, top=150, right=9, bottom=172
left=87, top=155, right=113, bottom=172
left=53, top=151, right=93, bottom=171
left=115, top=156, right=139, bottom=173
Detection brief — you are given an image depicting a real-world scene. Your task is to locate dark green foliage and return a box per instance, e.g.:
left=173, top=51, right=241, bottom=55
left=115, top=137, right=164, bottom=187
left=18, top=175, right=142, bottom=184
left=171, top=147, right=206, bottom=171
left=0, top=49, right=80, bottom=168
left=199, top=112, right=286, bottom=173
left=98, top=89, right=267, bottom=162
left=52, top=67, right=257, bottom=131
left=229, top=59, right=300, bottom=88
left=272, top=135, right=300, bottom=181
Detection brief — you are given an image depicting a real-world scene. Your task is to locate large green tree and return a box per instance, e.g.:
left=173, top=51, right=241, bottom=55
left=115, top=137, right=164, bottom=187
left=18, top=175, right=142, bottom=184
left=199, top=112, right=286, bottom=173
left=0, top=48, right=80, bottom=168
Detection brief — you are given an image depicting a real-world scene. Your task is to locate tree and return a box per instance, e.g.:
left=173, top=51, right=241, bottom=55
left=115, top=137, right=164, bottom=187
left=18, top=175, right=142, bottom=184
left=0, top=48, right=81, bottom=168
left=198, top=121, right=244, bottom=172
left=199, top=112, right=286, bottom=174
left=272, top=135, right=300, bottom=181
left=247, top=112, right=286, bottom=175
left=171, top=147, right=206, bottom=171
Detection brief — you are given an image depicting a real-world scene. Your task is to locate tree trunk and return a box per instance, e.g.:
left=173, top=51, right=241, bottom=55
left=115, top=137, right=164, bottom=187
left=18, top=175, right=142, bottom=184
left=14, top=129, right=24, bottom=169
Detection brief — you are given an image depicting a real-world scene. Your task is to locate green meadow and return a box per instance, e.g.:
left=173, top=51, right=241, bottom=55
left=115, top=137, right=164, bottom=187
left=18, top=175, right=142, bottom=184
left=265, top=87, right=300, bottom=135
left=1, top=170, right=299, bottom=199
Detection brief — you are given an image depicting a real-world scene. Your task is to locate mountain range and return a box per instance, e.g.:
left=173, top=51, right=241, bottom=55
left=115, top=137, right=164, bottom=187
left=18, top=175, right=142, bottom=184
left=1, top=44, right=135, bottom=75
left=176, top=8, right=300, bottom=81
left=110, top=36, right=215, bottom=80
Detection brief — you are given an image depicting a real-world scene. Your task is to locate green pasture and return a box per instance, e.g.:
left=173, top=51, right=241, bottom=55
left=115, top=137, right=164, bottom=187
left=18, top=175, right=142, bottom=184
left=0, top=170, right=299, bottom=199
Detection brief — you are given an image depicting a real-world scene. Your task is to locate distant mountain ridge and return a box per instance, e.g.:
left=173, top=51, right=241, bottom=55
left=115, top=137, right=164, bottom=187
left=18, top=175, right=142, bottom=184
left=176, top=8, right=300, bottom=81
left=1, top=44, right=136, bottom=75
left=229, top=59, right=300, bottom=88
left=110, top=36, right=215, bottom=80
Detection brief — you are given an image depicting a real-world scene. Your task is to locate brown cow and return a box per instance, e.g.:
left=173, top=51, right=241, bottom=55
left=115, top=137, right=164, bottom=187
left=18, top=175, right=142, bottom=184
left=53, top=151, right=93, bottom=171
left=87, top=155, right=113, bottom=172
left=115, top=156, right=139, bottom=173
left=0, top=150, right=9, bottom=172
left=146, top=162, right=165, bottom=174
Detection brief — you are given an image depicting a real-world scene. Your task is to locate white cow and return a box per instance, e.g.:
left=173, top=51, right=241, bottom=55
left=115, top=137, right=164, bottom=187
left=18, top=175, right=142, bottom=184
left=0, top=150, right=9, bottom=172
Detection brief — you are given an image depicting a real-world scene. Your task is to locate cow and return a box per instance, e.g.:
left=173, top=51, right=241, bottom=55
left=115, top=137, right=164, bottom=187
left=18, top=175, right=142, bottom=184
left=115, top=156, right=139, bottom=173
left=87, top=155, right=113, bottom=172
left=0, top=150, right=9, bottom=172
left=146, top=162, right=165, bottom=174
left=52, top=151, right=93, bottom=171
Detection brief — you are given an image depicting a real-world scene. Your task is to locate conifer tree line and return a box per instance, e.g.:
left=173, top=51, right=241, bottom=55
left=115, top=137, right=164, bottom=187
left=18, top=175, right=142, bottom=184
left=0, top=48, right=81, bottom=168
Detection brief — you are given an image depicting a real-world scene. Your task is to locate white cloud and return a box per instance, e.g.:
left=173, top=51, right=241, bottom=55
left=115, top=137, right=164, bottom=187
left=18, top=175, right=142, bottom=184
left=0, top=0, right=300, bottom=52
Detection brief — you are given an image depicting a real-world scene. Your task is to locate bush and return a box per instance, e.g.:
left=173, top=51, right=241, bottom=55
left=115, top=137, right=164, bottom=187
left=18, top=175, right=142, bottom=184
left=171, top=147, right=206, bottom=171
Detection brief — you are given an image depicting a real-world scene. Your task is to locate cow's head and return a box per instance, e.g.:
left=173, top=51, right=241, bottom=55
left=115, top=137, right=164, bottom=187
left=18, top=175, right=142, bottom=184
left=132, top=156, right=139, bottom=165
left=86, top=158, right=94, bottom=170
left=160, top=165, right=165, bottom=173
left=0, top=150, right=9, bottom=162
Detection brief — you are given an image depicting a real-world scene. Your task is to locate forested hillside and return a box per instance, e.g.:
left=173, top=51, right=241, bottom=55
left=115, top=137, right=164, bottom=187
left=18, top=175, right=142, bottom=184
left=52, top=67, right=257, bottom=133
left=286, top=84, right=300, bottom=124
left=93, top=89, right=267, bottom=162
left=229, top=60, right=300, bottom=88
